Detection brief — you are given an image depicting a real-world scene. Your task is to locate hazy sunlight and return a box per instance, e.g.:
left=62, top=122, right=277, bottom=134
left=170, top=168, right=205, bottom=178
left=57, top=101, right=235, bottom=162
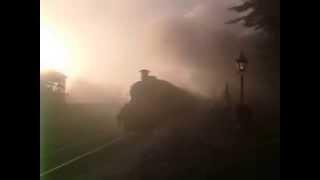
left=40, top=25, right=71, bottom=76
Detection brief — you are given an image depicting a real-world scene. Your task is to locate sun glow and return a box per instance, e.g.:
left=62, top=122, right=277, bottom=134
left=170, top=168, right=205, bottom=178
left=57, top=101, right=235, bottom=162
left=40, top=25, right=72, bottom=76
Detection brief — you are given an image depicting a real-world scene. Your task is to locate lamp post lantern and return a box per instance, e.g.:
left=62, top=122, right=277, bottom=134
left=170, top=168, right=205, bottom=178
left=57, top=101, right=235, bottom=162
left=235, top=51, right=248, bottom=105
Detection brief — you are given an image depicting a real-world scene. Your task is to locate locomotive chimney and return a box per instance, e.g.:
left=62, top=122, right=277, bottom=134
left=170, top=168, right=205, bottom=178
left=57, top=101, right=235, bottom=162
left=139, top=69, right=150, bottom=81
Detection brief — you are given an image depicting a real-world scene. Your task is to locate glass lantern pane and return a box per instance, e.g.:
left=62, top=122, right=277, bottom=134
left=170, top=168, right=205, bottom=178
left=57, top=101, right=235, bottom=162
left=240, top=64, right=245, bottom=71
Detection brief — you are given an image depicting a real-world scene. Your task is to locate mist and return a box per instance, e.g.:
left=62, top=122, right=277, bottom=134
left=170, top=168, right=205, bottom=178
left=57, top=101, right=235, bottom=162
left=40, top=2, right=279, bottom=178
left=41, top=0, right=278, bottom=105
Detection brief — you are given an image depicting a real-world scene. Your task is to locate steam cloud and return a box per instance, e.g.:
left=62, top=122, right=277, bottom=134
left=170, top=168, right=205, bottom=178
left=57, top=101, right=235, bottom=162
left=41, top=0, right=278, bottom=106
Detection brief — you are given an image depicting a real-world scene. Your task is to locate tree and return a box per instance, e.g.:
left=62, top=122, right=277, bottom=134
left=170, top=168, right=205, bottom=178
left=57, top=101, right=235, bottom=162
left=227, top=0, right=280, bottom=41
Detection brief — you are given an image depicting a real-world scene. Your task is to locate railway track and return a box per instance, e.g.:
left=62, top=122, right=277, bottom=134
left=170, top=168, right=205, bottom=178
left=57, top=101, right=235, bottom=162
left=40, top=134, right=150, bottom=180
left=40, top=135, right=127, bottom=178
left=40, top=131, right=279, bottom=180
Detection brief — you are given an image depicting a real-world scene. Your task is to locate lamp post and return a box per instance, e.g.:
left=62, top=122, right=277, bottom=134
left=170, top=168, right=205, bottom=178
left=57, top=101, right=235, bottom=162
left=235, top=51, right=254, bottom=137
left=235, top=51, right=248, bottom=105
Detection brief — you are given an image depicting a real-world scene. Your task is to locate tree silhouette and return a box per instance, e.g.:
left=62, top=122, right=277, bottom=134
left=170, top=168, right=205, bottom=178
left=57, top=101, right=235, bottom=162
left=227, top=0, right=279, bottom=40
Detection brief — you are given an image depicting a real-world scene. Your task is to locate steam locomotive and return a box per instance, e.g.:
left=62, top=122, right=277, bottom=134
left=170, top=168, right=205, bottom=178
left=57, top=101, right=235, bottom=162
left=117, top=70, right=199, bottom=134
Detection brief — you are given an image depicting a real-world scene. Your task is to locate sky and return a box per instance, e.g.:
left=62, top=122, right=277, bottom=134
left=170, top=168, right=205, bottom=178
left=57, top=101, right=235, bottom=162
left=41, top=0, right=272, bottom=103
